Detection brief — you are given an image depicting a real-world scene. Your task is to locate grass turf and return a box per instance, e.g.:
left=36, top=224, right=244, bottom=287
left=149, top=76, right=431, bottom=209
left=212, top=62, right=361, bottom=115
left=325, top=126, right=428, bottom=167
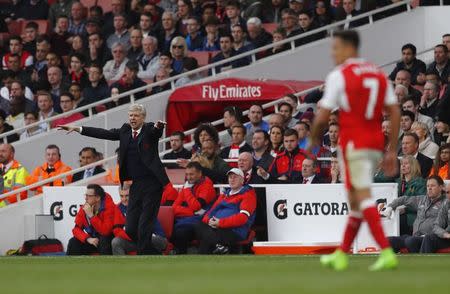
left=0, top=255, right=449, bottom=294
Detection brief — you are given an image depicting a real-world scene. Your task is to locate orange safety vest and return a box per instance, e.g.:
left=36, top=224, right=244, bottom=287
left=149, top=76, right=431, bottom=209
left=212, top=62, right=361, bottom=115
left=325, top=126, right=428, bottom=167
left=26, top=160, right=73, bottom=194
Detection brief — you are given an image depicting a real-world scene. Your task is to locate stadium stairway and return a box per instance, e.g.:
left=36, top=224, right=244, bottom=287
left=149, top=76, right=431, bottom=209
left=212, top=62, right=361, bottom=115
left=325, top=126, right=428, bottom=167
left=2, top=4, right=450, bottom=173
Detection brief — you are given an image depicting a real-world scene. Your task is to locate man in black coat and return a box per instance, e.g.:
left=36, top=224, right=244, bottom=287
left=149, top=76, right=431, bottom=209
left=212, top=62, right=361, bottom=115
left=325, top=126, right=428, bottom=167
left=389, top=43, right=427, bottom=85
left=298, top=158, right=325, bottom=184
left=58, top=104, right=169, bottom=255
left=400, top=132, right=433, bottom=178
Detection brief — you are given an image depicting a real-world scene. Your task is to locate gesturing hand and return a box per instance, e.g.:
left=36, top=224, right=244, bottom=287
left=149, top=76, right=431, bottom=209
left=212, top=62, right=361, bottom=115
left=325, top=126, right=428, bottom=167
left=57, top=125, right=80, bottom=134
left=155, top=120, right=167, bottom=129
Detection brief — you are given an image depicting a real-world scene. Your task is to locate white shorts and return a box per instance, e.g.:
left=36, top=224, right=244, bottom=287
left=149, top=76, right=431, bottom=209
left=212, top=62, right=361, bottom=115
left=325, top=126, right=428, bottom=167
left=337, top=142, right=382, bottom=190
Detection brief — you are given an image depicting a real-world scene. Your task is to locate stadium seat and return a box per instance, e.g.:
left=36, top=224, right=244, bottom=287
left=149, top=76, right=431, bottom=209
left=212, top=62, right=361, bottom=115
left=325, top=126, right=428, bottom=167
left=0, top=32, right=10, bottom=48
left=157, top=206, right=174, bottom=239
left=7, top=20, right=23, bottom=35
left=262, top=23, right=278, bottom=34
left=165, top=168, right=186, bottom=185
left=187, top=51, right=210, bottom=67
left=437, top=247, right=450, bottom=253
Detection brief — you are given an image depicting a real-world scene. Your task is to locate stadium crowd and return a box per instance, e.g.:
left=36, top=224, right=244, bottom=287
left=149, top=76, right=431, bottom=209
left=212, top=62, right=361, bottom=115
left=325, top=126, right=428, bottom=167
left=0, top=0, right=436, bottom=141
left=0, top=0, right=450, bottom=255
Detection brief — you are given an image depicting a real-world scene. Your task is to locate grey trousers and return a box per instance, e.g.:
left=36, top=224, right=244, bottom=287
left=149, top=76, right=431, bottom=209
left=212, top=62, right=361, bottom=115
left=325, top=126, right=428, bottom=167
left=111, top=235, right=168, bottom=255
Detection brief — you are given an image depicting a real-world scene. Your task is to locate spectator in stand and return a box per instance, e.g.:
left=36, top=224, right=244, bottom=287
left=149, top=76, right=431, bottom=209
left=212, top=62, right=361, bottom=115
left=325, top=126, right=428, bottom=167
left=50, top=15, right=72, bottom=57
left=258, top=128, right=307, bottom=183
left=223, top=0, right=247, bottom=33
left=430, top=144, right=450, bottom=180
left=419, top=81, right=440, bottom=119
left=288, top=0, right=303, bottom=15
left=51, top=92, right=85, bottom=128
left=382, top=175, right=446, bottom=253
left=443, top=34, right=450, bottom=54
left=2, top=36, right=33, bottom=70
left=68, top=83, right=82, bottom=108
left=47, top=66, right=69, bottom=113
left=268, top=113, right=285, bottom=129
left=402, top=97, right=434, bottom=135
left=269, top=125, right=284, bottom=156
left=196, top=168, right=256, bottom=254
left=171, top=162, right=216, bottom=254
left=128, top=29, right=144, bottom=61
left=170, top=37, right=194, bottom=74
left=400, top=132, right=433, bottom=178
left=36, top=91, right=58, bottom=131
left=48, top=0, right=73, bottom=27
left=394, top=84, right=408, bottom=103
left=238, top=152, right=256, bottom=184
left=399, top=110, right=414, bottom=145
left=427, top=44, right=449, bottom=84
left=324, top=122, right=339, bottom=153
left=247, top=17, right=273, bottom=49
left=13, top=0, right=48, bottom=21
left=336, top=0, right=368, bottom=29
left=85, top=17, right=102, bottom=38
left=139, top=13, right=154, bottom=38
left=210, top=34, right=250, bottom=74
left=68, top=1, right=86, bottom=36
left=330, top=152, right=342, bottom=183
left=281, top=8, right=300, bottom=38
left=201, top=16, right=220, bottom=51
left=278, top=102, right=299, bottom=129
left=313, top=0, right=333, bottom=27
left=220, top=124, right=253, bottom=162
left=267, top=28, right=290, bottom=56
left=179, top=139, right=231, bottom=183
left=0, top=143, right=29, bottom=207
left=394, top=69, right=422, bottom=101
left=434, top=119, right=450, bottom=146
left=32, top=37, right=52, bottom=84
left=242, top=0, right=264, bottom=20
left=0, top=109, right=19, bottom=143
left=150, top=68, right=171, bottom=94
left=300, top=157, right=324, bottom=184
left=294, top=121, right=310, bottom=150
left=67, top=53, right=89, bottom=88
left=158, top=51, right=175, bottom=76
left=174, top=57, right=201, bottom=87
left=20, top=112, right=45, bottom=140
left=22, top=22, right=39, bottom=56
left=231, top=24, right=254, bottom=65
left=163, top=131, right=192, bottom=163
left=72, top=147, right=106, bottom=182
left=421, top=182, right=450, bottom=253
left=87, top=33, right=111, bottom=67
left=397, top=155, right=427, bottom=197
left=6, top=81, right=36, bottom=131
left=245, top=104, right=269, bottom=140
left=158, top=11, right=181, bottom=53
left=112, top=184, right=168, bottom=255
left=185, top=16, right=204, bottom=51
left=4, top=54, right=32, bottom=90
left=411, top=121, right=439, bottom=159
left=176, top=0, right=193, bottom=36
left=252, top=130, right=274, bottom=172
left=201, top=2, right=217, bottom=24
left=283, top=94, right=299, bottom=118
left=67, top=184, right=115, bottom=255
left=262, top=0, right=287, bottom=24
left=221, top=106, right=243, bottom=147
left=191, top=123, right=220, bottom=154
left=389, top=43, right=426, bottom=86
left=79, top=64, right=110, bottom=108
left=382, top=119, right=392, bottom=149
left=103, top=42, right=129, bottom=82
left=103, top=0, right=139, bottom=38
left=107, top=14, right=131, bottom=50
left=295, top=10, right=326, bottom=46
left=109, top=61, right=147, bottom=107
left=137, top=36, right=160, bottom=80
left=26, top=144, right=73, bottom=194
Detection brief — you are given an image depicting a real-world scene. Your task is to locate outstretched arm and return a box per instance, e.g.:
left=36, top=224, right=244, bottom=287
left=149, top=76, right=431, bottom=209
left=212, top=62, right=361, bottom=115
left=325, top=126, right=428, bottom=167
left=58, top=125, right=121, bottom=141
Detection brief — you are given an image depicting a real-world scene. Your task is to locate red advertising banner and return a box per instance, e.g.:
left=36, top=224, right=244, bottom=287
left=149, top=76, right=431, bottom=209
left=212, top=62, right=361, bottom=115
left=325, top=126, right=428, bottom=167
left=166, top=78, right=322, bottom=135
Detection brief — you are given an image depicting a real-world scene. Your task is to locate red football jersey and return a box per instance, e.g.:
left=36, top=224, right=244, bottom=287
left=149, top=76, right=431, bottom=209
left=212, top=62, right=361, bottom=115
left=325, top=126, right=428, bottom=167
left=319, top=58, right=397, bottom=151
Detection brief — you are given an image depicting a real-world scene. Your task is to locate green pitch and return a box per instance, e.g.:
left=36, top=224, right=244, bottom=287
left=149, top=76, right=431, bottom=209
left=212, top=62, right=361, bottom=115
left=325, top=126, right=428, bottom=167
left=1, top=255, right=449, bottom=294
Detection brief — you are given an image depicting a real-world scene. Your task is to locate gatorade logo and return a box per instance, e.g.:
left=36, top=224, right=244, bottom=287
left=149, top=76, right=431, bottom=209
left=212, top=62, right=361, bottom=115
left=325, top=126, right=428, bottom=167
left=273, top=199, right=288, bottom=220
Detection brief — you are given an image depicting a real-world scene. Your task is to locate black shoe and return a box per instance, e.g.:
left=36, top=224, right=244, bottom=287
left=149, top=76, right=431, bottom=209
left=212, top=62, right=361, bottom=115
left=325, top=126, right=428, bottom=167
left=212, top=244, right=230, bottom=254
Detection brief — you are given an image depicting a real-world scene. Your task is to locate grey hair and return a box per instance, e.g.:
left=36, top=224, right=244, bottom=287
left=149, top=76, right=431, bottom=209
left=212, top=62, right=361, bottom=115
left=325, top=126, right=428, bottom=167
left=128, top=104, right=146, bottom=117
left=111, top=42, right=128, bottom=54
left=395, top=84, right=409, bottom=95
left=143, top=35, right=158, bottom=46
left=247, top=17, right=262, bottom=27
left=162, top=11, right=178, bottom=22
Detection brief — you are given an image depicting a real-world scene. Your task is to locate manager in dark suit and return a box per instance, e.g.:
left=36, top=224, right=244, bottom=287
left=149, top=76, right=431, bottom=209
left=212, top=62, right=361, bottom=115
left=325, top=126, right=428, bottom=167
left=59, top=104, right=169, bottom=254
left=299, top=158, right=325, bottom=184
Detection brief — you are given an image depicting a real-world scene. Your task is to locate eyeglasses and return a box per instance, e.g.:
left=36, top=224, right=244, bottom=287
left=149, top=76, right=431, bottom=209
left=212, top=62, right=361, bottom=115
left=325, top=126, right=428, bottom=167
left=172, top=45, right=184, bottom=49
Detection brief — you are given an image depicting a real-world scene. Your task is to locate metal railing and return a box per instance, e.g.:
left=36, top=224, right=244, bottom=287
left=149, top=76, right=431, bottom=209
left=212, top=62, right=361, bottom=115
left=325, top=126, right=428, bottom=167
left=0, top=0, right=419, bottom=142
